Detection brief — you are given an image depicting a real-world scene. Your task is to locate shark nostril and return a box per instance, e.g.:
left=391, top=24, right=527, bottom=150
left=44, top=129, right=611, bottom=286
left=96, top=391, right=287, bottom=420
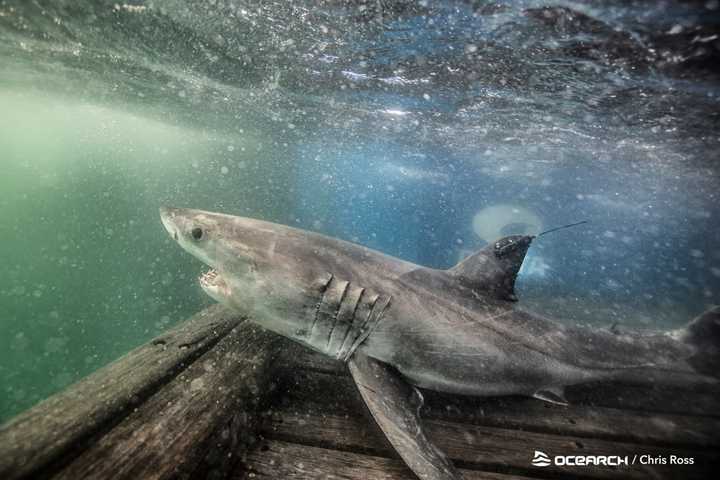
left=173, top=231, right=178, bottom=241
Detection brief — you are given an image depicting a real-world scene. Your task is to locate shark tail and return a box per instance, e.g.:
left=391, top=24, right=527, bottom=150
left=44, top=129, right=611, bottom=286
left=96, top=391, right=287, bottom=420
left=682, top=306, right=720, bottom=378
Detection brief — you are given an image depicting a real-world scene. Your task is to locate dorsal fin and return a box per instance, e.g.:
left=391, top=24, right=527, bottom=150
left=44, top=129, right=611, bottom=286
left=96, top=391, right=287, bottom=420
left=448, top=235, right=534, bottom=301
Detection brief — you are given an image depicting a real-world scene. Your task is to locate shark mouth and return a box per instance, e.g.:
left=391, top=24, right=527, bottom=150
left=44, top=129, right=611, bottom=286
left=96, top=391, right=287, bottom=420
left=198, top=268, right=231, bottom=302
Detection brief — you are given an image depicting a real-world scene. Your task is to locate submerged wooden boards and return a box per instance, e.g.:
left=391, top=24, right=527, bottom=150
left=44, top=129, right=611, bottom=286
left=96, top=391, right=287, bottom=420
left=238, top=440, right=532, bottom=480
left=0, top=306, right=280, bottom=480
left=244, top=344, right=720, bottom=480
left=1, top=305, right=718, bottom=480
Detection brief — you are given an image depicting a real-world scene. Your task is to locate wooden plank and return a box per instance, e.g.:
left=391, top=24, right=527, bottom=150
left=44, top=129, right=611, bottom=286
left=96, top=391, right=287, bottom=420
left=564, top=381, right=720, bottom=417
left=260, top=408, right=719, bottom=480
left=1, top=307, right=716, bottom=480
left=281, top=347, right=720, bottom=417
left=236, top=440, right=534, bottom=480
left=53, top=321, right=281, bottom=480
left=275, top=369, right=720, bottom=448
left=0, top=305, right=247, bottom=480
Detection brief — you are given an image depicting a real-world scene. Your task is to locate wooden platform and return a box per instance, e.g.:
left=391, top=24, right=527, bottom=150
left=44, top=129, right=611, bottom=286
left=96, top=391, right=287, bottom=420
left=1, top=306, right=718, bottom=480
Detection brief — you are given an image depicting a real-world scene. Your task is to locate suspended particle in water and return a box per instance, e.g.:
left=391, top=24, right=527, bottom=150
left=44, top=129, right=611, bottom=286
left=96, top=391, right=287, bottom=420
left=190, top=378, right=205, bottom=392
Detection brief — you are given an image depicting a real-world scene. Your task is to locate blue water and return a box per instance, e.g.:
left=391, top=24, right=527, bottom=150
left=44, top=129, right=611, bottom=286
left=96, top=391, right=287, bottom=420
left=1, top=0, right=719, bottom=422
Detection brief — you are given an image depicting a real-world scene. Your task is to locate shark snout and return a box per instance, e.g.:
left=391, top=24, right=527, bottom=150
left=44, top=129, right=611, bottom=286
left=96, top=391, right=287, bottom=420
left=159, top=206, right=180, bottom=241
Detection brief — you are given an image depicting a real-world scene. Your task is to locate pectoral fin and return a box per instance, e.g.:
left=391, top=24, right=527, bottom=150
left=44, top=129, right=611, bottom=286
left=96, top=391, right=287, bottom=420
left=348, top=353, right=463, bottom=480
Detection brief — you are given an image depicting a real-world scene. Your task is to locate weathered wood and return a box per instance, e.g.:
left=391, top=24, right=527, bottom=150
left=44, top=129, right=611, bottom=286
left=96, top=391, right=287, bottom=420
left=237, top=440, right=534, bottom=480
left=259, top=408, right=718, bottom=480
left=253, top=344, right=719, bottom=480
left=52, top=321, right=281, bottom=480
left=0, top=306, right=274, bottom=480
left=1, top=305, right=717, bottom=480
left=275, top=368, right=720, bottom=448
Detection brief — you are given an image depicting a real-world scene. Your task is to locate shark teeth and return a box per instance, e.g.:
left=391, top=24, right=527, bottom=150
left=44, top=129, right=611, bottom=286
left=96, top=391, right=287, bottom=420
left=199, top=268, right=219, bottom=286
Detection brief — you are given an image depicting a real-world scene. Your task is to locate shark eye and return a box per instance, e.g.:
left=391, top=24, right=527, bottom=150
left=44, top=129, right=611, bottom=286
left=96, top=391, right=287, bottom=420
left=191, top=227, right=204, bottom=240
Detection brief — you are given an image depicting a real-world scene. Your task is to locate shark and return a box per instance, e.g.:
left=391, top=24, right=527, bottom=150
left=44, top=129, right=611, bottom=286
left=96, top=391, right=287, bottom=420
left=159, top=207, right=719, bottom=480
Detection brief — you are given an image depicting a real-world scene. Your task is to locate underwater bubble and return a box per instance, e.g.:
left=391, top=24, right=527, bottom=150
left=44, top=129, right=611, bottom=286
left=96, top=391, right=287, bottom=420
left=11, top=388, right=27, bottom=402
left=44, top=337, right=68, bottom=354
left=52, top=372, right=73, bottom=389
left=14, top=332, right=29, bottom=350
left=190, top=378, right=205, bottom=392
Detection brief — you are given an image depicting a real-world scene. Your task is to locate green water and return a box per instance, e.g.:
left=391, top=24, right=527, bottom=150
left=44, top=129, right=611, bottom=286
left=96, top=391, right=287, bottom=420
left=1, top=0, right=718, bottom=426
left=0, top=90, right=290, bottom=422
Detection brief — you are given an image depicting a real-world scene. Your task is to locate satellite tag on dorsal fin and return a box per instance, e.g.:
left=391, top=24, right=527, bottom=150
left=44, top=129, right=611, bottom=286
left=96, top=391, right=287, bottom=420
left=447, top=221, right=587, bottom=302
left=448, top=235, right=534, bottom=302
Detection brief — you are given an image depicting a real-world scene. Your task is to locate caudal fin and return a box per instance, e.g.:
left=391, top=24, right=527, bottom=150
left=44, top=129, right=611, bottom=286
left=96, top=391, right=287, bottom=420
left=683, top=306, right=720, bottom=378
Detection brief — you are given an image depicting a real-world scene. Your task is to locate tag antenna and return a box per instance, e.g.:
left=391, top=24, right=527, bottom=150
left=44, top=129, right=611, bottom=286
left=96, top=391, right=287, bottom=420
left=537, top=220, right=588, bottom=237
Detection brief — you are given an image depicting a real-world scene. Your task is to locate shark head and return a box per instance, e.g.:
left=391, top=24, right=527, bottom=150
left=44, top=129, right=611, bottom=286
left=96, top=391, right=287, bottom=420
left=159, top=207, right=235, bottom=305
left=159, top=207, right=398, bottom=358
left=160, top=207, right=314, bottom=313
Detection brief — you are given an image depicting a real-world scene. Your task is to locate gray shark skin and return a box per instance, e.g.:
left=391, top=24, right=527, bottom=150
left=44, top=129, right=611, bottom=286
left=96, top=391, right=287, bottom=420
left=160, top=207, right=719, bottom=480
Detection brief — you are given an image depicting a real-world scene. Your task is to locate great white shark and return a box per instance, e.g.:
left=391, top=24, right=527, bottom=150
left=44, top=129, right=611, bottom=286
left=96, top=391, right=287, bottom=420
left=159, top=207, right=718, bottom=480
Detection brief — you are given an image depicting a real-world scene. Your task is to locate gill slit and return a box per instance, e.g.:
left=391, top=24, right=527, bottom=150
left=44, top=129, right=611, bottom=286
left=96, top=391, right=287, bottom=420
left=326, top=280, right=351, bottom=348
left=310, top=273, right=333, bottom=337
left=337, top=287, right=366, bottom=351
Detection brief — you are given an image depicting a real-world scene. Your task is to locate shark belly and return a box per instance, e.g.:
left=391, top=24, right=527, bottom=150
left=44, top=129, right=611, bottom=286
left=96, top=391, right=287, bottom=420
left=359, top=310, right=600, bottom=397
left=392, top=347, right=597, bottom=397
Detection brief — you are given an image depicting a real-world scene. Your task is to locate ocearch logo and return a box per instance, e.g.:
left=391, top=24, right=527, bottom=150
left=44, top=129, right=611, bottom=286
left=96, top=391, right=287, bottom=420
left=531, top=450, right=630, bottom=467
left=532, top=451, right=552, bottom=467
